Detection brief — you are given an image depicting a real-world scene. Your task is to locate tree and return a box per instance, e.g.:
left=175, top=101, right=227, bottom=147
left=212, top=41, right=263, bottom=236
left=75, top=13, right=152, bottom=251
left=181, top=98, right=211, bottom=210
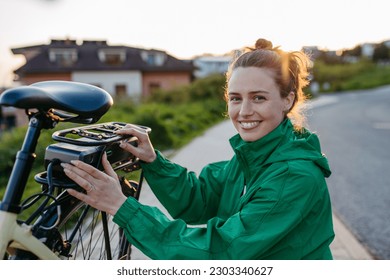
left=372, top=43, right=390, bottom=62
left=341, top=45, right=362, bottom=58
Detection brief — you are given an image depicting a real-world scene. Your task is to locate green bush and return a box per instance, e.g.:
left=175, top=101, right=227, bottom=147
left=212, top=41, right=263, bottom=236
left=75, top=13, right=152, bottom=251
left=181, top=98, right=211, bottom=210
left=312, top=60, right=390, bottom=92
left=188, top=74, right=227, bottom=101
left=146, top=74, right=226, bottom=104
left=0, top=121, right=72, bottom=199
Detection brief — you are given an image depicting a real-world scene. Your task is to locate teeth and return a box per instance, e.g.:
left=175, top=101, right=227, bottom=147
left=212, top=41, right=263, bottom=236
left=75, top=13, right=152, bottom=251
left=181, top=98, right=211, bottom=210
left=240, top=121, right=259, bottom=129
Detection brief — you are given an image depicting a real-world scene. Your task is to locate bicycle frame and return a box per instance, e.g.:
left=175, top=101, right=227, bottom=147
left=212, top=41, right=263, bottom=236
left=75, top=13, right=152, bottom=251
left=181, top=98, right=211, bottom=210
left=0, top=113, right=61, bottom=259
left=0, top=212, right=59, bottom=259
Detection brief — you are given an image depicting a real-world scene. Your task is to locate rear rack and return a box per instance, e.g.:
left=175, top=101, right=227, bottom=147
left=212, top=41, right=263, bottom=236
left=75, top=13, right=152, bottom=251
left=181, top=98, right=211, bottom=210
left=34, top=122, right=151, bottom=187
left=52, top=122, right=151, bottom=146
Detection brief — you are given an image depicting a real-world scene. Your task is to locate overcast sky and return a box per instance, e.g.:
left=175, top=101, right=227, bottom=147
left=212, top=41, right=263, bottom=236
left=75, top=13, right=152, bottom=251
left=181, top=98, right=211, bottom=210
left=0, top=0, right=389, bottom=87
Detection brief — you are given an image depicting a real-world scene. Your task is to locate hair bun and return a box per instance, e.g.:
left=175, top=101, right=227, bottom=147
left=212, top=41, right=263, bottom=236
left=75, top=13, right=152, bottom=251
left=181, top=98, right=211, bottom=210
left=255, top=38, right=273, bottom=50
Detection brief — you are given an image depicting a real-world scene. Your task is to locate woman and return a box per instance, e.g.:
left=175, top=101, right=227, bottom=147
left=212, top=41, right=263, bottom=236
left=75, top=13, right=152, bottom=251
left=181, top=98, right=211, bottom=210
left=63, top=38, right=335, bottom=259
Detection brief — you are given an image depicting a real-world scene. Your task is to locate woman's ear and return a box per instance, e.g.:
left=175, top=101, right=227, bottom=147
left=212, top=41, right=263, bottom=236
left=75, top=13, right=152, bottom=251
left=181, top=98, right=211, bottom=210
left=284, top=91, right=295, bottom=112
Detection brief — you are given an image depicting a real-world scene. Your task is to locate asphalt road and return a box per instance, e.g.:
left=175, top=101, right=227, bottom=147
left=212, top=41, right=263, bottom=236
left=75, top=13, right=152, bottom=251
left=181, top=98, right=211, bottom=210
left=307, top=86, right=390, bottom=259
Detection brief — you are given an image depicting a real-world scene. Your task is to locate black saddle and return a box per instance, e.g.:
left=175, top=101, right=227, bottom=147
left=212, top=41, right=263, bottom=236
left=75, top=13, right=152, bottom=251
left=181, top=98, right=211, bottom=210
left=0, top=81, right=113, bottom=123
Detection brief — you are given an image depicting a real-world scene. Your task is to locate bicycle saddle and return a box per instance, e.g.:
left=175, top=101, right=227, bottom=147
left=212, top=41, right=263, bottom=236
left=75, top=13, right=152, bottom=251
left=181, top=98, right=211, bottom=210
left=0, top=81, right=113, bottom=123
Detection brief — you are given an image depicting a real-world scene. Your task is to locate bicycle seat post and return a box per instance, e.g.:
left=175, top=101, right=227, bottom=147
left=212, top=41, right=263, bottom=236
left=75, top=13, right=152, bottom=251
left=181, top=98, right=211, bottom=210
left=0, top=113, right=53, bottom=214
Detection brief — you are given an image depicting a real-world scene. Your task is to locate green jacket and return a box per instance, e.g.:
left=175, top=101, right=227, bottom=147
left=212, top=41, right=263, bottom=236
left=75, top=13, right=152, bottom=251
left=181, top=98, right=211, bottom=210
left=113, top=119, right=335, bottom=259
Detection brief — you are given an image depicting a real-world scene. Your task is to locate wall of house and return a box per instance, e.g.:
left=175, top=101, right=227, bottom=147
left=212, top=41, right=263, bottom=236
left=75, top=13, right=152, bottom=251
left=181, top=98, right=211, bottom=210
left=72, top=71, right=142, bottom=100
left=142, top=72, right=191, bottom=97
left=21, top=73, right=72, bottom=85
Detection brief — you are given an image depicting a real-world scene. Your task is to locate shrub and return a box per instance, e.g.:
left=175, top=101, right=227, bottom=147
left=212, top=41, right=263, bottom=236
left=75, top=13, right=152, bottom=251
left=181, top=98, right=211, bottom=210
left=312, top=60, right=390, bottom=92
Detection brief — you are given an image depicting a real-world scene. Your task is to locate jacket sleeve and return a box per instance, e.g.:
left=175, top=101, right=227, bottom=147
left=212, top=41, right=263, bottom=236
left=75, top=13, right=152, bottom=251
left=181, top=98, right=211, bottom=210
left=113, top=161, right=328, bottom=259
left=139, top=150, right=226, bottom=224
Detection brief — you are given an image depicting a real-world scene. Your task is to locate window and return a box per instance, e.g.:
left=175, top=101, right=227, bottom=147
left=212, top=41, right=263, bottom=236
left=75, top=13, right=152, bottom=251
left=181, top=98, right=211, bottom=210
left=105, top=54, right=122, bottom=65
left=1, top=115, right=16, bottom=130
left=146, top=53, right=156, bottom=65
left=49, top=48, right=78, bottom=67
left=149, top=82, right=161, bottom=94
left=98, top=49, right=126, bottom=65
left=141, top=51, right=166, bottom=66
left=115, top=84, right=127, bottom=97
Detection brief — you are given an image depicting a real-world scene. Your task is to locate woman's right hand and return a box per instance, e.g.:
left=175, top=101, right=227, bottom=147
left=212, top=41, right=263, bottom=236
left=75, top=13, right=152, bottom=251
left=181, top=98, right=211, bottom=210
left=115, top=124, right=157, bottom=163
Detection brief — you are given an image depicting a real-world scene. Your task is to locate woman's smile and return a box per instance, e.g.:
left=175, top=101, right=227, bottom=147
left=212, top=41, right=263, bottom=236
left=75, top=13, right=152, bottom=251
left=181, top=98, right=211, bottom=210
left=239, top=120, right=261, bottom=129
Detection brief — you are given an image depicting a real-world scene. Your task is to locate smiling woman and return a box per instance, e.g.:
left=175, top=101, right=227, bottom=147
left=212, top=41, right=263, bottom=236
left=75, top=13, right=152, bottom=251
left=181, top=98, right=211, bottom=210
left=61, top=38, right=335, bottom=260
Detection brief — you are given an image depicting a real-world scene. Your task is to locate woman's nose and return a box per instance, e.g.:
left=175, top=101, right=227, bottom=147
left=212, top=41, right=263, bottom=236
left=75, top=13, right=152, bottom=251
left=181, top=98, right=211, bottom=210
left=239, top=99, right=254, bottom=116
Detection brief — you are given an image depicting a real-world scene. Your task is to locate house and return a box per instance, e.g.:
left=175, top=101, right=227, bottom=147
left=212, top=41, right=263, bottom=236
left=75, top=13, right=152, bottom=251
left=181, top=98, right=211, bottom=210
left=361, top=43, right=375, bottom=58
left=11, top=39, right=195, bottom=101
left=192, top=55, right=232, bottom=78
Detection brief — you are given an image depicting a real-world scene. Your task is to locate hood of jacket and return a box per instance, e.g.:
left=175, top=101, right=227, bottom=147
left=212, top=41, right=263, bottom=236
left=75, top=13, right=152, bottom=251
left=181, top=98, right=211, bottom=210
left=229, top=118, right=331, bottom=182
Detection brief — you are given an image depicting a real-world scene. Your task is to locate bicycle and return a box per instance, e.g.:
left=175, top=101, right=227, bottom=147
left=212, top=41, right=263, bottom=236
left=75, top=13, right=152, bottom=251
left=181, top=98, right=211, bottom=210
left=0, top=81, right=150, bottom=260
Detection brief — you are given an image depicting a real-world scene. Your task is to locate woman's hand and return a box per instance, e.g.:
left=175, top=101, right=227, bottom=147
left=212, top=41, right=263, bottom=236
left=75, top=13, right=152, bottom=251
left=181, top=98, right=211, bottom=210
left=62, top=152, right=127, bottom=216
left=116, top=124, right=156, bottom=163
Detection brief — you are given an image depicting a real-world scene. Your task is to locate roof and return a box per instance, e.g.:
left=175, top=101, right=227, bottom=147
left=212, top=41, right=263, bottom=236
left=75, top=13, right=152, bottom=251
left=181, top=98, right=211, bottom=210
left=12, top=39, right=194, bottom=75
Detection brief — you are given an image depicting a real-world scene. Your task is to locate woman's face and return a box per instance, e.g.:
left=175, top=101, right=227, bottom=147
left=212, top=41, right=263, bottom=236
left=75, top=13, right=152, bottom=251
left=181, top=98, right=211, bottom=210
left=227, top=66, right=294, bottom=142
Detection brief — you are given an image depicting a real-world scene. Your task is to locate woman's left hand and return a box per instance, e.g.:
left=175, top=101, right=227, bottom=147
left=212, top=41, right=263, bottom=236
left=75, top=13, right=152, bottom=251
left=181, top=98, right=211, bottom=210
left=62, top=152, right=127, bottom=216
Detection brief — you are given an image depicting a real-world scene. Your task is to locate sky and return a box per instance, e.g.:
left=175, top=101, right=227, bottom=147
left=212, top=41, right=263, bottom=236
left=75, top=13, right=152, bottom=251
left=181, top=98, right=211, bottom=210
left=0, top=0, right=389, bottom=87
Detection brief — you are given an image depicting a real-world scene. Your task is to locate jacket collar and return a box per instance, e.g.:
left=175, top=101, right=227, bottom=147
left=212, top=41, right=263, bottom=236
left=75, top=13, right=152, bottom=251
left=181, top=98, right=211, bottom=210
left=229, top=118, right=292, bottom=182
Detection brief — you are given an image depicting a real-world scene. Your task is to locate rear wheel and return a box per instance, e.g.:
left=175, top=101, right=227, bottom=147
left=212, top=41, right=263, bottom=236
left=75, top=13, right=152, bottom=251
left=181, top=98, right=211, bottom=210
left=55, top=179, right=138, bottom=259
left=10, top=179, right=137, bottom=260
left=56, top=198, right=131, bottom=260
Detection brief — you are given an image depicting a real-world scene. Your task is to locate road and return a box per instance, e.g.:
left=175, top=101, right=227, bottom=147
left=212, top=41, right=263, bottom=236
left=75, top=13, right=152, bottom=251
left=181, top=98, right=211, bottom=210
left=307, top=86, right=390, bottom=259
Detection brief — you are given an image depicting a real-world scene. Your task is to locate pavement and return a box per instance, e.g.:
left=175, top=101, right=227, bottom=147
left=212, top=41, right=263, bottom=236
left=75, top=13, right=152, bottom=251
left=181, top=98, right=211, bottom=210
left=131, top=117, right=374, bottom=260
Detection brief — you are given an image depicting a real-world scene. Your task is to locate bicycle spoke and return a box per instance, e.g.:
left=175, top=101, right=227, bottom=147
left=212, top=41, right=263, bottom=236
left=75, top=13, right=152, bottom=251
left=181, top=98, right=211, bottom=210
left=49, top=200, right=129, bottom=260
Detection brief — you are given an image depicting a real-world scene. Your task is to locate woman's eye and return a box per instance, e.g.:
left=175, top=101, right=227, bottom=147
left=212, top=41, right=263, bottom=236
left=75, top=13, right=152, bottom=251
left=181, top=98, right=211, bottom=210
left=254, top=95, right=265, bottom=101
left=229, top=96, right=241, bottom=102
